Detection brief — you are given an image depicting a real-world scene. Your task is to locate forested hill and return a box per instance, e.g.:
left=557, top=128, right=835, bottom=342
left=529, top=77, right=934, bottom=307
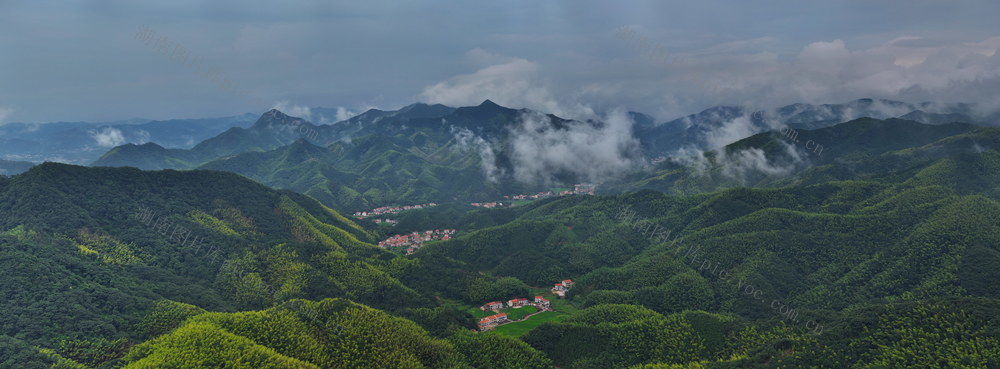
left=3, top=125, right=999, bottom=368
left=402, top=138, right=1000, bottom=367
left=0, top=163, right=453, bottom=367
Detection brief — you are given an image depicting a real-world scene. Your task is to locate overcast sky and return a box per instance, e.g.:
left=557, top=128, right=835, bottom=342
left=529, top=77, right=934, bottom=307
left=2, top=0, right=999, bottom=123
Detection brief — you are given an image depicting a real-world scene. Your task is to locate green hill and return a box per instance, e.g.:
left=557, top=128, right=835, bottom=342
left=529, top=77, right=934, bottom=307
left=0, top=163, right=442, bottom=367
left=398, top=129, right=1000, bottom=367
left=5, top=116, right=1000, bottom=368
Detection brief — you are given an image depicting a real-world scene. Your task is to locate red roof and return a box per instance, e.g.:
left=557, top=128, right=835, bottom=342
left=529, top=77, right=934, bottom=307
left=563, top=279, right=573, bottom=283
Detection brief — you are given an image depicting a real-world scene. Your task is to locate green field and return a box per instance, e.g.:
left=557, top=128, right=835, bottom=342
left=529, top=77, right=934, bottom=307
left=490, top=311, right=570, bottom=337
left=503, top=306, right=538, bottom=321
left=469, top=305, right=538, bottom=321
left=469, top=307, right=491, bottom=319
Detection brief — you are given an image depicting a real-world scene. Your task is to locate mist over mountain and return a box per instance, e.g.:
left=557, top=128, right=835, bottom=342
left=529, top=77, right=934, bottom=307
left=0, top=114, right=260, bottom=164
left=639, top=98, right=1000, bottom=156
left=80, top=96, right=999, bottom=218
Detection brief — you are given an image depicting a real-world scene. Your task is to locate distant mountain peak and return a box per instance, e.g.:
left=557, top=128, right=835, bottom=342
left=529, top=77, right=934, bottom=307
left=253, top=109, right=308, bottom=129
left=137, top=142, right=167, bottom=149
left=397, top=103, right=456, bottom=119
left=401, top=102, right=431, bottom=109
left=478, top=99, right=503, bottom=109
left=261, top=109, right=292, bottom=120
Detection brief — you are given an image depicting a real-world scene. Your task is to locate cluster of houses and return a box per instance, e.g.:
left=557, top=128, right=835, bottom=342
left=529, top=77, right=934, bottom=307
left=551, top=279, right=574, bottom=297
left=372, top=219, right=397, bottom=224
left=499, top=184, right=596, bottom=202
left=471, top=201, right=505, bottom=208
left=504, top=191, right=554, bottom=201
left=650, top=156, right=668, bottom=165
left=353, top=202, right=438, bottom=218
left=573, top=184, right=596, bottom=195
left=477, top=313, right=509, bottom=330
left=477, top=296, right=553, bottom=331
left=377, top=229, right=456, bottom=255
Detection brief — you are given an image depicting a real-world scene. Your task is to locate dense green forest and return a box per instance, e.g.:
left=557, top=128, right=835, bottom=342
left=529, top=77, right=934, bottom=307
left=3, top=117, right=1000, bottom=368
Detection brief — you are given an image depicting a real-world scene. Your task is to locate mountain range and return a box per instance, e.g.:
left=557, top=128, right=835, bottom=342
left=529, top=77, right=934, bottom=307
left=0, top=114, right=260, bottom=165
left=2, top=109, right=998, bottom=367
left=83, top=98, right=997, bottom=213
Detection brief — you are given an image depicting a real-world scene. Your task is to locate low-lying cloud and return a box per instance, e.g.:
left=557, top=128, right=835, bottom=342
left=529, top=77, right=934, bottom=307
left=450, top=109, right=643, bottom=185
left=335, top=107, right=355, bottom=122
left=452, top=126, right=504, bottom=182
left=506, top=110, right=641, bottom=185
left=420, top=55, right=596, bottom=120
left=91, top=127, right=127, bottom=148
left=673, top=141, right=805, bottom=186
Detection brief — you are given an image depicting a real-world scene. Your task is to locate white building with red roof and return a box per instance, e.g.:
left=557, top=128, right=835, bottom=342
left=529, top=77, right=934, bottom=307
left=552, top=279, right=574, bottom=297
left=480, top=301, right=505, bottom=311
left=533, top=296, right=551, bottom=309
left=477, top=313, right=509, bottom=331
left=507, top=297, right=530, bottom=307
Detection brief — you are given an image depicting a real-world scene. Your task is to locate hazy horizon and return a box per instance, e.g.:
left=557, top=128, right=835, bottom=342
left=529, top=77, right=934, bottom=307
left=3, top=0, right=1000, bottom=124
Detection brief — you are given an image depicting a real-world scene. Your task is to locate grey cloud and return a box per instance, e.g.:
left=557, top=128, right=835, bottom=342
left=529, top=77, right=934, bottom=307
left=890, top=37, right=955, bottom=48
left=3, top=1, right=1000, bottom=123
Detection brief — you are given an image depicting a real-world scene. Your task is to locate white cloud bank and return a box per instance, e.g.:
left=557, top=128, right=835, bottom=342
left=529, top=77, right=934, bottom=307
left=617, top=35, right=1000, bottom=119
left=452, top=109, right=642, bottom=185
left=420, top=56, right=596, bottom=120
left=507, top=110, right=641, bottom=184
left=91, top=127, right=127, bottom=148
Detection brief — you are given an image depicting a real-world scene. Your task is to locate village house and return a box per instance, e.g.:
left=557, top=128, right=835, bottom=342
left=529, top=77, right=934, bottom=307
left=551, top=283, right=566, bottom=297
left=573, top=184, right=596, bottom=195
left=552, top=279, right=574, bottom=297
left=480, top=301, right=505, bottom=311
left=507, top=297, right=530, bottom=308
left=533, top=296, right=551, bottom=309
left=477, top=313, right=509, bottom=331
